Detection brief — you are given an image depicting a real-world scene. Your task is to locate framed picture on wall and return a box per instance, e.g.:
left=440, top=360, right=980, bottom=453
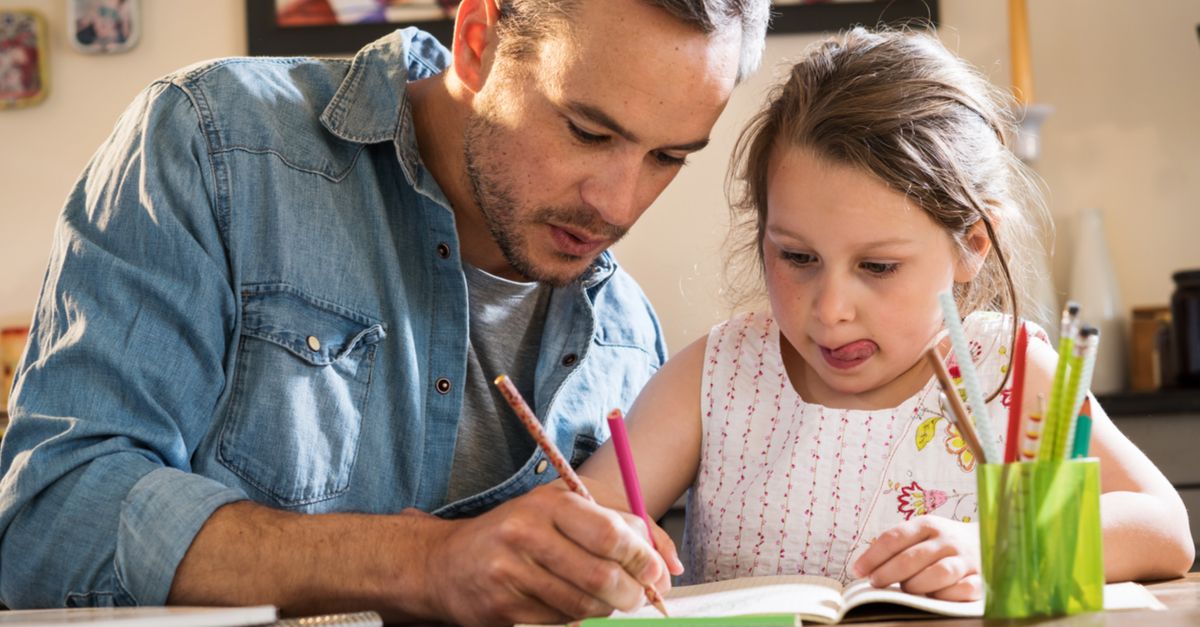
left=68, top=0, right=141, bottom=54
left=246, top=0, right=939, bottom=57
left=0, top=9, right=49, bottom=110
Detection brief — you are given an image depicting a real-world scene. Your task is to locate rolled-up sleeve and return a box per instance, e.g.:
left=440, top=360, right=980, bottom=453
left=0, top=80, right=247, bottom=607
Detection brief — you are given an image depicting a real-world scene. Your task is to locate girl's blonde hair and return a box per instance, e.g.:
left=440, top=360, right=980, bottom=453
left=726, top=27, right=1051, bottom=399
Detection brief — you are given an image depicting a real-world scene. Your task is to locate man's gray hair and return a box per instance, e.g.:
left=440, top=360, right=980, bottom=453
left=495, top=0, right=771, bottom=84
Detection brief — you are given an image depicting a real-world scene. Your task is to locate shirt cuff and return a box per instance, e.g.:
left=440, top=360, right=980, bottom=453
left=115, top=467, right=247, bottom=605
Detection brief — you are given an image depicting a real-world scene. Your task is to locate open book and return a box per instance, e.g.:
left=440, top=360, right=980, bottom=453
left=576, top=575, right=1164, bottom=624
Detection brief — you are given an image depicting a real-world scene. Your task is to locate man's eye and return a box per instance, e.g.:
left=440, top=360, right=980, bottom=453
left=567, top=121, right=607, bottom=144
left=653, top=151, right=687, bottom=167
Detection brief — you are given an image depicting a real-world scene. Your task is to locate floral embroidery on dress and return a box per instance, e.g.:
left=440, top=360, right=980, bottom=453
left=915, top=414, right=941, bottom=451
left=897, top=481, right=948, bottom=520
left=1000, top=387, right=1013, bottom=408
left=944, top=422, right=975, bottom=472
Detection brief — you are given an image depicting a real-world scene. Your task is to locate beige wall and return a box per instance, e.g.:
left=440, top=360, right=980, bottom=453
left=0, top=0, right=246, bottom=328
left=2, top=1, right=1199, bottom=367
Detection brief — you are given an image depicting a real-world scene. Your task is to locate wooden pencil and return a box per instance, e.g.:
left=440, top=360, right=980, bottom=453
left=925, top=349, right=989, bottom=465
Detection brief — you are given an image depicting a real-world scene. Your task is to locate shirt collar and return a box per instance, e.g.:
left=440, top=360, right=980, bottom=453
left=319, top=27, right=449, bottom=147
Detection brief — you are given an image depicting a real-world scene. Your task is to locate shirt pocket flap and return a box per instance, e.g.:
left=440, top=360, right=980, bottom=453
left=240, top=289, right=385, bottom=365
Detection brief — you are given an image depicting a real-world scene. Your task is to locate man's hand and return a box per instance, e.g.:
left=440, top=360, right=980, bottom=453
left=851, top=516, right=981, bottom=601
left=424, top=483, right=671, bottom=626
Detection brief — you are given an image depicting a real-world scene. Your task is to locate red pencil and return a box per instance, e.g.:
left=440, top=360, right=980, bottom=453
left=1004, top=323, right=1028, bottom=463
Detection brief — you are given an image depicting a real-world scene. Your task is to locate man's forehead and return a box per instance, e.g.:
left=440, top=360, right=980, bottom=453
left=533, top=7, right=740, bottom=147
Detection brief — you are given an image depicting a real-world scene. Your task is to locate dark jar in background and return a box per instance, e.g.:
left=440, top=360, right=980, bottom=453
left=1171, top=269, right=1200, bottom=387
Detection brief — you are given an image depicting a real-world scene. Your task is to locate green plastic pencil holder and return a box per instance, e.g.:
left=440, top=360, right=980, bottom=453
left=977, top=459, right=1104, bottom=619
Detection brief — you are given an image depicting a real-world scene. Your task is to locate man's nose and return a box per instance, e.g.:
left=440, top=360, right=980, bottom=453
left=579, top=158, right=645, bottom=229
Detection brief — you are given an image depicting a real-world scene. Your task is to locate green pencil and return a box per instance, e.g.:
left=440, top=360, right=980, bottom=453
left=1040, top=303, right=1078, bottom=460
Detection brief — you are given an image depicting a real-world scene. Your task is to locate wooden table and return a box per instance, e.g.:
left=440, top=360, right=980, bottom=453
left=851, top=572, right=1200, bottom=625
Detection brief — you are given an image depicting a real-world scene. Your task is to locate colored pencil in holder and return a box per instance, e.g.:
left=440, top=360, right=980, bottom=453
left=1040, top=302, right=1079, bottom=460
left=1004, top=323, right=1029, bottom=463
left=1064, top=326, right=1100, bottom=457
left=938, top=292, right=1001, bottom=463
left=1071, top=397, right=1094, bottom=459
left=926, top=349, right=989, bottom=465
left=1021, top=393, right=1046, bottom=461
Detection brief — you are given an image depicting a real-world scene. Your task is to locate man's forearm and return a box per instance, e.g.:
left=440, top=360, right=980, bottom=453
left=168, top=501, right=451, bottom=621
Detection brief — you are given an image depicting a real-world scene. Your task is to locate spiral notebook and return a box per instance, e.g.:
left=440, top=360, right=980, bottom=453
left=0, top=606, right=382, bottom=627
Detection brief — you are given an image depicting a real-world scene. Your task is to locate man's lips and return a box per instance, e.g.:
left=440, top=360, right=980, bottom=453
left=548, top=224, right=607, bottom=256
left=818, top=339, right=879, bottom=370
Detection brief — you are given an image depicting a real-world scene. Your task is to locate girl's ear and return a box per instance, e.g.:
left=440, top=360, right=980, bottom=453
left=954, top=219, right=993, bottom=283
left=450, top=0, right=500, bottom=94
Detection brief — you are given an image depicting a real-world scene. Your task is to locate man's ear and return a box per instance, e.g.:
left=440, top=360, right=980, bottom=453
left=451, top=0, right=500, bottom=94
left=954, top=219, right=993, bottom=283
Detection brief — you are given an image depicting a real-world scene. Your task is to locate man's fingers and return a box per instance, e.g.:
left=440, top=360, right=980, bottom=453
left=853, top=520, right=934, bottom=578
left=539, top=498, right=664, bottom=611
left=503, top=557, right=615, bottom=622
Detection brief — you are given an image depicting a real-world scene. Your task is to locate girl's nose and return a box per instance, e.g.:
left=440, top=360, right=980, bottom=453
left=812, top=275, right=856, bottom=326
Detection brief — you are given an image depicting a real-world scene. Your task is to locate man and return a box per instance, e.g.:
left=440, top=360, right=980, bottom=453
left=0, top=0, right=768, bottom=623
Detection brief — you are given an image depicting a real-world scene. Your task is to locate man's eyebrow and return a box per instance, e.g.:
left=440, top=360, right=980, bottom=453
left=566, top=101, right=711, bottom=152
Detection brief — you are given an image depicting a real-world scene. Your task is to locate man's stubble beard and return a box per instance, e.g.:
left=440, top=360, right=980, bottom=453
left=463, top=112, right=627, bottom=288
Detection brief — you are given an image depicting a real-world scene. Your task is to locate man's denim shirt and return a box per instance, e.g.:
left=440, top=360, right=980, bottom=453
left=0, top=28, right=667, bottom=608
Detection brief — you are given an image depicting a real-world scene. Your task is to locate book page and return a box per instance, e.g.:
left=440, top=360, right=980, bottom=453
left=838, top=580, right=1162, bottom=622
left=607, top=575, right=846, bottom=623
left=840, top=579, right=981, bottom=620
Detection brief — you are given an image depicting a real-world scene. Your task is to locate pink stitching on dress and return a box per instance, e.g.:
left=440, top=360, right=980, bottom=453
left=729, top=317, right=772, bottom=576
left=709, top=312, right=754, bottom=578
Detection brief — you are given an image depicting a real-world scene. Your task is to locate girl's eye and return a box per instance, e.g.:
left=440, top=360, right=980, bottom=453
left=861, top=261, right=900, bottom=276
left=781, top=251, right=816, bottom=266
left=567, top=121, right=607, bottom=144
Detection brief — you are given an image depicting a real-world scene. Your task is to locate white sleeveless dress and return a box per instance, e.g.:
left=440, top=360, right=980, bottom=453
left=680, top=310, right=1049, bottom=584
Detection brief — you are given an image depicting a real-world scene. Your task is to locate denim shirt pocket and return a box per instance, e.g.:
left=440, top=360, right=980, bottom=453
left=218, top=286, right=385, bottom=507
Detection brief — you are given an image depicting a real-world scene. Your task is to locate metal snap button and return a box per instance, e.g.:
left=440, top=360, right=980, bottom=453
left=435, top=377, right=451, bottom=394
left=561, top=353, right=578, bottom=367
left=535, top=459, right=549, bottom=474
left=306, top=335, right=321, bottom=351
left=436, top=242, right=450, bottom=259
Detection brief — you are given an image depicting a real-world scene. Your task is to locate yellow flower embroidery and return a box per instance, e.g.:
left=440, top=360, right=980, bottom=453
left=944, top=423, right=975, bottom=472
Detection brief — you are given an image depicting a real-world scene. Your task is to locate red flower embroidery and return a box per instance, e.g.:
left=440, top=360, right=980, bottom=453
left=897, top=481, right=949, bottom=520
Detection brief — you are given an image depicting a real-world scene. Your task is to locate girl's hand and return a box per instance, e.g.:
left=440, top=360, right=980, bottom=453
left=851, top=516, right=981, bottom=601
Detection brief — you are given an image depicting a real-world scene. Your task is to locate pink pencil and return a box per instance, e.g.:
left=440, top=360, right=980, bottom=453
left=1004, top=323, right=1028, bottom=463
left=606, top=408, right=656, bottom=549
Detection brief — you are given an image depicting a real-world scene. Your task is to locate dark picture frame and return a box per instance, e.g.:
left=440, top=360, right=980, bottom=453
left=246, top=0, right=939, bottom=57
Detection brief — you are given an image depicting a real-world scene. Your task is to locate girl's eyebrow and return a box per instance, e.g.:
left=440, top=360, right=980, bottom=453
left=767, top=225, right=914, bottom=251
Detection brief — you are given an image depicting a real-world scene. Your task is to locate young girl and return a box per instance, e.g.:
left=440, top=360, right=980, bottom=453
left=579, top=28, right=1193, bottom=602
